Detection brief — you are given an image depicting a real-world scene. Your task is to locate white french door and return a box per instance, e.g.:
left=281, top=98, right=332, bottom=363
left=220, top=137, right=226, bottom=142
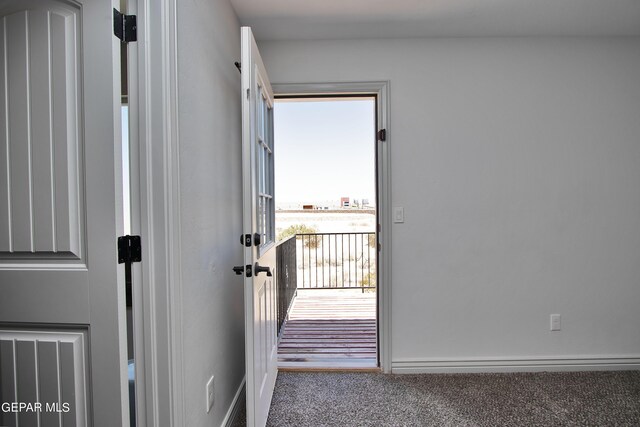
left=240, top=26, right=278, bottom=427
left=0, top=0, right=129, bottom=425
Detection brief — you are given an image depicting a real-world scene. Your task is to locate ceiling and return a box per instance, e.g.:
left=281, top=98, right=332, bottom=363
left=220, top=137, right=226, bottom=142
left=230, top=0, right=640, bottom=41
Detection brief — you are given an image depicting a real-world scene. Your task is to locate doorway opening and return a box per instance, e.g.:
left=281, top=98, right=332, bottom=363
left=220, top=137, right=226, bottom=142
left=274, top=96, right=379, bottom=369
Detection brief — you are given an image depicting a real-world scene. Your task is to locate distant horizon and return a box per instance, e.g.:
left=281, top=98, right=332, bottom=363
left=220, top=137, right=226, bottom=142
left=275, top=197, right=376, bottom=210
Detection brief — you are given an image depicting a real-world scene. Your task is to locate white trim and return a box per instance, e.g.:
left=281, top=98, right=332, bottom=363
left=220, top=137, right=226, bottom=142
left=124, top=0, right=149, bottom=426
left=222, top=377, right=246, bottom=427
left=161, top=0, right=185, bottom=425
left=392, top=355, right=640, bottom=374
left=272, top=81, right=392, bottom=373
left=131, top=2, right=158, bottom=425
left=273, top=82, right=386, bottom=96
left=131, top=0, right=182, bottom=425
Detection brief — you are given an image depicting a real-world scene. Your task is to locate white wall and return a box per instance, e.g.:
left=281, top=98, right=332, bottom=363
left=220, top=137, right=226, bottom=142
left=260, top=37, right=640, bottom=370
left=177, top=0, right=245, bottom=424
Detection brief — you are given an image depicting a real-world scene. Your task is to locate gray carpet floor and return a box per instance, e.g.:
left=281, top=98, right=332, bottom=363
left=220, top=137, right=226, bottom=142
left=233, top=370, right=640, bottom=426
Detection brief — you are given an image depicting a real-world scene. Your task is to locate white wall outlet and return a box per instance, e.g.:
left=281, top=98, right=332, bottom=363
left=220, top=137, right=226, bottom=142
left=393, top=207, right=405, bottom=223
left=206, top=375, right=214, bottom=413
left=550, top=314, right=561, bottom=331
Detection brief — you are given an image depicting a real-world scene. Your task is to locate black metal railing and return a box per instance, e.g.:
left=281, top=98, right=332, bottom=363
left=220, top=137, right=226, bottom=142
left=296, top=232, right=376, bottom=289
left=275, top=232, right=376, bottom=333
left=276, top=235, right=297, bottom=334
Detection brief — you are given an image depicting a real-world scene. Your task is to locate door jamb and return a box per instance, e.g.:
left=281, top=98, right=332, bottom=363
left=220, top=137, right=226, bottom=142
left=123, top=1, right=149, bottom=425
left=272, top=82, right=392, bottom=373
left=129, top=0, right=184, bottom=425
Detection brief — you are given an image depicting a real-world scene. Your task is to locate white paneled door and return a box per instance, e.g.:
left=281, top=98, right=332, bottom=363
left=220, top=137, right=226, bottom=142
left=241, top=27, right=278, bottom=427
left=0, top=1, right=128, bottom=426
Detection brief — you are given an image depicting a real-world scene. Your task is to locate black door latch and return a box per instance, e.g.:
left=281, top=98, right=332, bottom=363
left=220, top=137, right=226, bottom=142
left=240, top=233, right=262, bottom=247
left=254, top=263, right=272, bottom=277
left=232, top=264, right=252, bottom=277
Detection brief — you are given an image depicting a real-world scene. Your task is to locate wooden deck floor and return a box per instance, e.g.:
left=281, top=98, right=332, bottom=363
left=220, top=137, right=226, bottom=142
left=278, top=290, right=378, bottom=369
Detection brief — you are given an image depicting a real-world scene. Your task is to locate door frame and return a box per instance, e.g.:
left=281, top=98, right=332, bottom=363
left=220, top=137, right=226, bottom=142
left=126, top=0, right=184, bottom=425
left=272, top=81, right=392, bottom=373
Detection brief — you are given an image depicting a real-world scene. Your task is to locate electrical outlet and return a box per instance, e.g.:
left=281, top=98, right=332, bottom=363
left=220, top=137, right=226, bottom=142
left=550, top=314, right=561, bottom=331
left=206, top=376, right=214, bottom=413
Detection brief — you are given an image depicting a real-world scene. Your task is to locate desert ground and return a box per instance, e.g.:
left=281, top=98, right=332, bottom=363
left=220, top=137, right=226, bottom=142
left=275, top=209, right=376, bottom=239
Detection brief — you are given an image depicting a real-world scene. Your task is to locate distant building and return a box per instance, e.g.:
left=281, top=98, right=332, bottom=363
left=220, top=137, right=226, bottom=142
left=340, top=197, right=350, bottom=208
left=302, top=204, right=315, bottom=210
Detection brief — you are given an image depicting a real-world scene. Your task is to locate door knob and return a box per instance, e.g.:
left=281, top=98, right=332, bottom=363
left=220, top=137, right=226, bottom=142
left=254, top=263, right=272, bottom=277
left=233, top=265, right=252, bottom=277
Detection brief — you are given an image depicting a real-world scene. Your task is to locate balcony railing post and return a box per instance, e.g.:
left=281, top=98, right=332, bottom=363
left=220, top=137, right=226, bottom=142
left=276, top=235, right=297, bottom=334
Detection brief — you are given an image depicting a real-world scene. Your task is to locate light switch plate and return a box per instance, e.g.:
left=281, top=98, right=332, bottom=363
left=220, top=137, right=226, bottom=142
left=393, top=207, right=404, bottom=223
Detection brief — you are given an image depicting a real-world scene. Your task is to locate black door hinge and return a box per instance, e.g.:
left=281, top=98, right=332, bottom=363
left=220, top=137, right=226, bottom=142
left=118, top=235, right=141, bottom=308
left=118, top=235, right=142, bottom=264
left=113, top=8, right=137, bottom=43
left=234, top=62, right=242, bottom=73
left=377, top=129, right=386, bottom=141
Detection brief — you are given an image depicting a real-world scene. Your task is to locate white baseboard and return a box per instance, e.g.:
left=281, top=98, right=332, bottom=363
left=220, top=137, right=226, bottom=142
left=392, top=355, right=640, bottom=374
left=222, top=377, right=246, bottom=427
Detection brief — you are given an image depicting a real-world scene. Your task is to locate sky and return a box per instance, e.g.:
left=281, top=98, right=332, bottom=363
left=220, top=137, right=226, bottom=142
left=274, top=98, right=376, bottom=208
